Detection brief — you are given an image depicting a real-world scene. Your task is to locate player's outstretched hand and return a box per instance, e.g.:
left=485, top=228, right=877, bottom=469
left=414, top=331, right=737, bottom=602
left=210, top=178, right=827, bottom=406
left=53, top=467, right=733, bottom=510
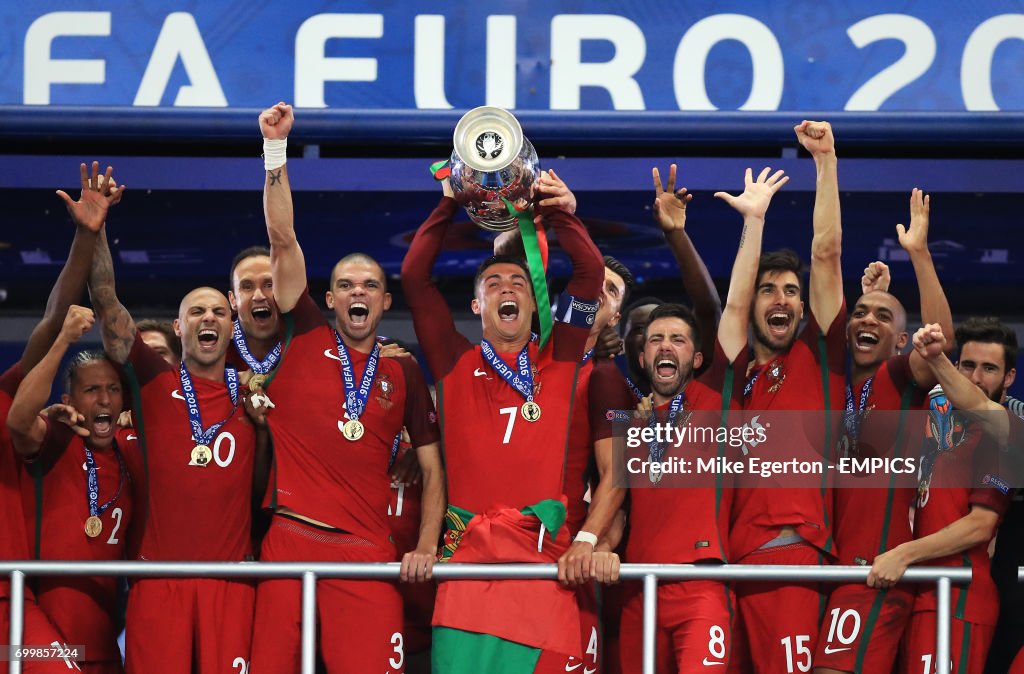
left=400, top=548, right=436, bottom=583
left=558, top=540, right=594, bottom=586
left=590, top=551, right=621, bottom=584
left=912, top=323, right=946, bottom=362
left=42, top=403, right=89, bottom=437
left=897, top=188, right=930, bottom=255
left=59, top=305, right=95, bottom=345
left=56, top=161, right=124, bottom=233
left=593, top=325, right=624, bottom=359
left=652, top=164, right=692, bottom=234
left=259, top=102, right=294, bottom=140
left=536, top=169, right=577, bottom=215
left=714, top=167, right=788, bottom=221
left=794, top=120, right=835, bottom=157
left=861, top=261, right=891, bottom=295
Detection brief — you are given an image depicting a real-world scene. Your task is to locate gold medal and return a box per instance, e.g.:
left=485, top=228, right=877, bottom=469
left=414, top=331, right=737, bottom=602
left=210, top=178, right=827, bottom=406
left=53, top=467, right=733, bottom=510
left=249, top=373, right=267, bottom=391
left=84, top=515, right=103, bottom=538
left=342, top=419, right=365, bottom=441
left=917, top=479, right=929, bottom=503
left=190, top=444, right=212, bottom=467
left=649, top=462, right=663, bottom=484
left=520, top=400, right=542, bottom=422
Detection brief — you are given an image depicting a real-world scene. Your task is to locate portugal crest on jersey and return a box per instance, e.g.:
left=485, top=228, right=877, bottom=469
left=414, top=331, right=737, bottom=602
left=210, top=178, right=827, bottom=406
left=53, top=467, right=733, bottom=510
left=376, top=374, right=394, bottom=410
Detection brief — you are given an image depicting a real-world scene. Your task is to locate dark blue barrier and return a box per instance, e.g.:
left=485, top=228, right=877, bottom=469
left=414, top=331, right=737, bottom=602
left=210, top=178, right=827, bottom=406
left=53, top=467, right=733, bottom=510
left=4, top=107, right=1024, bottom=148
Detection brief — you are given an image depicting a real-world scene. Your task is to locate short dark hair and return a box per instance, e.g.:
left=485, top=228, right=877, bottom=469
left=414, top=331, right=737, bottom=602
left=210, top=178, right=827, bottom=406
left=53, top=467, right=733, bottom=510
left=756, top=249, right=806, bottom=289
left=643, top=303, right=702, bottom=352
left=63, top=350, right=115, bottom=394
left=136, top=319, right=182, bottom=361
left=229, top=246, right=271, bottom=289
left=474, top=254, right=532, bottom=293
left=603, top=255, right=635, bottom=307
left=955, top=316, right=1019, bottom=372
left=330, top=252, right=388, bottom=291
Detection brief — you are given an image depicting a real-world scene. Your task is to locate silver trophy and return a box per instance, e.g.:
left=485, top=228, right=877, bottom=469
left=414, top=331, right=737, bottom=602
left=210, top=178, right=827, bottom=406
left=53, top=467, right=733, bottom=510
left=449, top=106, right=541, bottom=232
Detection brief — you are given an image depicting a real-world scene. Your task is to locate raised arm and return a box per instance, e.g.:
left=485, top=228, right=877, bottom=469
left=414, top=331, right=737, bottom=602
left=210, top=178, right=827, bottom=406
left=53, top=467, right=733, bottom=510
left=22, top=162, right=122, bottom=370
left=88, top=228, right=135, bottom=363
left=401, top=182, right=470, bottom=380
left=913, top=324, right=1008, bottom=443
left=7, top=306, right=95, bottom=458
left=796, top=120, right=843, bottom=331
left=652, top=164, right=721, bottom=367
left=260, top=102, right=306, bottom=314
left=714, top=168, right=789, bottom=362
left=898, top=189, right=955, bottom=386
left=544, top=200, right=604, bottom=362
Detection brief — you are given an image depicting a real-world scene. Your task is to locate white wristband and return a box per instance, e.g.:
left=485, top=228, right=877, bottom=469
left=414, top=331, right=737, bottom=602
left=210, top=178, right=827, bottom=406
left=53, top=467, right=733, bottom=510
left=263, top=138, right=287, bottom=171
left=574, top=531, right=598, bottom=547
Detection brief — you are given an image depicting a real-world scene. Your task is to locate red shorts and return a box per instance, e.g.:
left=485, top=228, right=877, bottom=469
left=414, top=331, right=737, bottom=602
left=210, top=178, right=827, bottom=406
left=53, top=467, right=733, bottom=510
left=125, top=578, right=254, bottom=674
left=563, top=582, right=601, bottom=673
left=0, top=596, right=86, bottom=673
left=902, top=611, right=994, bottom=674
left=620, top=580, right=733, bottom=673
left=734, top=543, right=826, bottom=674
left=1011, top=646, right=1024, bottom=674
left=813, top=583, right=913, bottom=672
left=602, top=581, right=626, bottom=674
left=250, top=516, right=405, bottom=674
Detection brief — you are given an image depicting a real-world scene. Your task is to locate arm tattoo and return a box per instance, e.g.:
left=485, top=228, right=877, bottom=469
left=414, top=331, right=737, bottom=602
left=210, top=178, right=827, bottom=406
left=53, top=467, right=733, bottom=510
left=269, top=169, right=282, bottom=186
left=738, top=223, right=747, bottom=249
left=89, top=231, right=135, bottom=362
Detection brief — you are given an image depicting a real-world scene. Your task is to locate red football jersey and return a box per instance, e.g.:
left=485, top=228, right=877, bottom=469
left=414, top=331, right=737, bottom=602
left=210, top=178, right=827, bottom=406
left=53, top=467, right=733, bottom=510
left=21, top=422, right=139, bottom=660
left=403, top=197, right=603, bottom=514
left=266, top=291, right=439, bottom=553
left=126, top=336, right=255, bottom=561
left=832, top=354, right=926, bottom=565
left=626, top=379, right=736, bottom=564
left=0, top=364, right=30, bottom=598
left=564, top=358, right=635, bottom=534
left=731, top=306, right=846, bottom=561
left=912, top=409, right=1015, bottom=625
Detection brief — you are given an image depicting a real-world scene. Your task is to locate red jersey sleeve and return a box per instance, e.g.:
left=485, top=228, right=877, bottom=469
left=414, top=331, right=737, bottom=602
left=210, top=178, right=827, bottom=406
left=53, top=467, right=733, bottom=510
left=0, top=362, right=24, bottom=398
left=398, top=357, right=440, bottom=448
left=588, top=360, right=635, bottom=441
left=543, top=206, right=604, bottom=364
left=970, top=412, right=1014, bottom=515
left=127, top=332, right=173, bottom=386
left=884, top=353, right=914, bottom=391
left=698, top=338, right=746, bottom=406
left=288, top=289, right=328, bottom=336
left=401, top=197, right=473, bottom=381
left=799, top=299, right=847, bottom=377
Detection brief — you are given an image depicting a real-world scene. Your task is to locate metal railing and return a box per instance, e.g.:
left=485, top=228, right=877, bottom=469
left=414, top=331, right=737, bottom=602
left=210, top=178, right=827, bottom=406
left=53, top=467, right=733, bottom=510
left=3, top=562, right=975, bottom=674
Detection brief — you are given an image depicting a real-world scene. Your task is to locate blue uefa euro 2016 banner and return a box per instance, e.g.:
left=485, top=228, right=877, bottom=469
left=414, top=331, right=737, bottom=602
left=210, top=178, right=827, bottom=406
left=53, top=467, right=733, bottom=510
left=5, top=1, right=1024, bottom=112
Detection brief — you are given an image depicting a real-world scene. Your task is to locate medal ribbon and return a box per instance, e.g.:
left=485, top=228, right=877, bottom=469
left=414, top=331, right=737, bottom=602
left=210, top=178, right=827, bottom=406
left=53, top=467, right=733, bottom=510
left=179, top=362, right=240, bottom=446
left=625, top=375, right=644, bottom=402
left=480, top=339, right=535, bottom=402
left=232, top=318, right=281, bottom=375
left=842, top=375, right=874, bottom=453
left=500, top=197, right=553, bottom=352
left=580, top=349, right=594, bottom=366
left=84, top=445, right=126, bottom=518
left=646, top=393, right=686, bottom=464
left=334, top=332, right=380, bottom=421
left=743, top=366, right=763, bottom=398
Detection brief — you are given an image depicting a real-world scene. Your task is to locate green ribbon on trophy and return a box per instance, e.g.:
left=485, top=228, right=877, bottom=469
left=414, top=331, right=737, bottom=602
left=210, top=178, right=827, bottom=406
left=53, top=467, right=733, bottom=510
left=501, top=197, right=552, bottom=352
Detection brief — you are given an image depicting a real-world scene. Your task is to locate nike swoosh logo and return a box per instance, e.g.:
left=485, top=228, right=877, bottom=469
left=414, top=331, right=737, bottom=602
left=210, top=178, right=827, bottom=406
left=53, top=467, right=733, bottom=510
left=584, top=668, right=597, bottom=674
left=473, top=368, right=488, bottom=377
left=127, top=434, right=138, bottom=441
left=564, top=662, right=582, bottom=673
left=171, top=390, right=186, bottom=401
left=323, top=349, right=342, bottom=363
left=701, top=659, right=725, bottom=666
left=823, top=646, right=851, bottom=654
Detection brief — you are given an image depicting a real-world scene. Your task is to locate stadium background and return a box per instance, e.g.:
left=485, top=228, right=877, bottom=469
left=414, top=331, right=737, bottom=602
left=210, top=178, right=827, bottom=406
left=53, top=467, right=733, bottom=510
left=1, top=1, right=1022, bottom=398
